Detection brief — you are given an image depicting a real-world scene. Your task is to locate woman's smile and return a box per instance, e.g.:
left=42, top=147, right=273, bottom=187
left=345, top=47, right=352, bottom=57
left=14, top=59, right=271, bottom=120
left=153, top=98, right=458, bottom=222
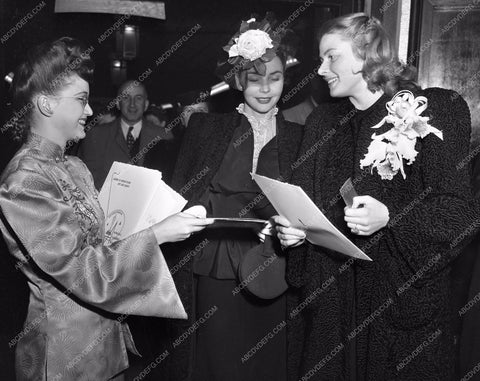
left=255, top=97, right=272, bottom=104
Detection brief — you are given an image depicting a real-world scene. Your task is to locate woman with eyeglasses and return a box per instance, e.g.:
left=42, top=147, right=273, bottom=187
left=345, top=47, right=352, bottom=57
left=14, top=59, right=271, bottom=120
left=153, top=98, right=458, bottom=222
left=0, top=37, right=213, bottom=381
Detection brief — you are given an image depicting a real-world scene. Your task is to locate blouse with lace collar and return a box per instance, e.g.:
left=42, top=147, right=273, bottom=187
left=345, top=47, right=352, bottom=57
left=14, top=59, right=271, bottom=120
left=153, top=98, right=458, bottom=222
left=236, top=103, right=278, bottom=173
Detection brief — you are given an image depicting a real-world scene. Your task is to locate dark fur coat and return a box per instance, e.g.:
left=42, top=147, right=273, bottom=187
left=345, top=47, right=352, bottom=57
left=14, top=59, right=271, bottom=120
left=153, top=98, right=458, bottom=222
left=286, top=88, right=480, bottom=381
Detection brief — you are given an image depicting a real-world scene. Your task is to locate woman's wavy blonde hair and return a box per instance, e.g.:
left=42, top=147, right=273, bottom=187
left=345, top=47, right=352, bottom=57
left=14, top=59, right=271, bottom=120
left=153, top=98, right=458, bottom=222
left=319, top=12, right=419, bottom=96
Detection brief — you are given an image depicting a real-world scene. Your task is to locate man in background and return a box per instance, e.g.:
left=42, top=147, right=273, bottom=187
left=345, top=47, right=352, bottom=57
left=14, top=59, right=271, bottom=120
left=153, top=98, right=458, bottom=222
left=78, top=80, right=168, bottom=190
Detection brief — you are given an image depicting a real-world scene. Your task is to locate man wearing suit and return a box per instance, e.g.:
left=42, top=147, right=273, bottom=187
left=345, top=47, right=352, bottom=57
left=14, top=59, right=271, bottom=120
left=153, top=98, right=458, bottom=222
left=78, top=80, right=165, bottom=190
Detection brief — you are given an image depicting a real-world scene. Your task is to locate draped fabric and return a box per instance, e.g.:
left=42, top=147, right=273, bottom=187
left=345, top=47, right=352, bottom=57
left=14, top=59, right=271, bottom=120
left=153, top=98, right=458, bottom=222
left=0, top=133, right=185, bottom=381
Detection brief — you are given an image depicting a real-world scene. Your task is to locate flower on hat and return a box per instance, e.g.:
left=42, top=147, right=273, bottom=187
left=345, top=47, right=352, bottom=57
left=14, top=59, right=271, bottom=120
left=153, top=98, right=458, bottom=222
left=222, top=13, right=281, bottom=76
left=228, top=29, right=274, bottom=61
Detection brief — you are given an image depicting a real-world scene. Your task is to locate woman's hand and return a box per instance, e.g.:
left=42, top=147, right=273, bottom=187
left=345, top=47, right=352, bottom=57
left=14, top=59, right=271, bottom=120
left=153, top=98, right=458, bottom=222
left=271, top=215, right=306, bottom=248
left=151, top=209, right=214, bottom=245
left=344, top=196, right=389, bottom=236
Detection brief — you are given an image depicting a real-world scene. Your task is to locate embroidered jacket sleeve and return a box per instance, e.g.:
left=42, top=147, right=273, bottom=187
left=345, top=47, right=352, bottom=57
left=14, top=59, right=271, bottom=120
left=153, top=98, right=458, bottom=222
left=0, top=157, right=186, bottom=319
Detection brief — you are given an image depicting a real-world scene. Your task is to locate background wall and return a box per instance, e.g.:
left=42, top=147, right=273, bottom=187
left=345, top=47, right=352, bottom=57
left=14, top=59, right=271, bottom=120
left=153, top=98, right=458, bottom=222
left=0, top=0, right=360, bottom=113
left=416, top=0, right=480, bottom=146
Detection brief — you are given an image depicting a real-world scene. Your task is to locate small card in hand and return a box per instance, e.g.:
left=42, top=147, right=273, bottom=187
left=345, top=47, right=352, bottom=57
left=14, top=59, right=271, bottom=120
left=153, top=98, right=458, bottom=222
left=339, top=177, right=358, bottom=207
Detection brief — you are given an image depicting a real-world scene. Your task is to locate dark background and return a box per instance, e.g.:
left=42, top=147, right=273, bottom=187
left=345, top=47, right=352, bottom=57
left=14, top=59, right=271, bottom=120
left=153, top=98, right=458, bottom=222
left=0, top=0, right=360, bottom=116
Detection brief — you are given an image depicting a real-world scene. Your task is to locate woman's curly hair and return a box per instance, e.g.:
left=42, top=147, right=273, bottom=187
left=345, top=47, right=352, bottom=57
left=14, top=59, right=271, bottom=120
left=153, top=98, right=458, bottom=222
left=318, top=13, right=419, bottom=97
left=6, top=37, right=94, bottom=142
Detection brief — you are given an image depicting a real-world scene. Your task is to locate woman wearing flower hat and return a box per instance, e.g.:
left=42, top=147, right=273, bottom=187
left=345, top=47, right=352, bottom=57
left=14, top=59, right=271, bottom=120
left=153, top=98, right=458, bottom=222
left=274, top=12, right=479, bottom=381
left=165, top=14, right=303, bottom=381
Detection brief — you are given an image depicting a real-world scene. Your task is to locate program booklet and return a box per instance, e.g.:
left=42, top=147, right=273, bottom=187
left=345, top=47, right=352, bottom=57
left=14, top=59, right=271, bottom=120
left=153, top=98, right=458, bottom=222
left=252, top=173, right=372, bottom=261
left=98, top=162, right=187, bottom=245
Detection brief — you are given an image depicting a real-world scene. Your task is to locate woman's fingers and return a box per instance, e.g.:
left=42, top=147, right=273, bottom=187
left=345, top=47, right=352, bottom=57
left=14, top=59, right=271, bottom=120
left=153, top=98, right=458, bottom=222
left=182, top=204, right=207, bottom=218
left=189, top=217, right=215, bottom=226
left=278, top=231, right=306, bottom=240
left=347, top=222, right=368, bottom=235
left=351, top=195, right=372, bottom=209
left=279, top=236, right=306, bottom=248
left=343, top=195, right=389, bottom=236
left=344, top=216, right=366, bottom=224
left=277, top=226, right=306, bottom=237
left=153, top=214, right=214, bottom=244
left=344, top=206, right=368, bottom=218
left=277, top=229, right=306, bottom=247
left=271, top=215, right=292, bottom=228
left=182, top=217, right=214, bottom=236
left=271, top=215, right=306, bottom=247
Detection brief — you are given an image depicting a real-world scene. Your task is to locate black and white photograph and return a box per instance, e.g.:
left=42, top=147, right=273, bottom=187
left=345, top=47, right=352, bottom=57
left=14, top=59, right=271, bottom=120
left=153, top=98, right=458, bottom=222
left=1, top=0, right=480, bottom=380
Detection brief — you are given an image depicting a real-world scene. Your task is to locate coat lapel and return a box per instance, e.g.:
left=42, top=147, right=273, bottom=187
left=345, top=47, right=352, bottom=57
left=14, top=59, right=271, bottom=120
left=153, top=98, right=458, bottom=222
left=183, top=112, right=301, bottom=204
left=186, top=113, right=243, bottom=203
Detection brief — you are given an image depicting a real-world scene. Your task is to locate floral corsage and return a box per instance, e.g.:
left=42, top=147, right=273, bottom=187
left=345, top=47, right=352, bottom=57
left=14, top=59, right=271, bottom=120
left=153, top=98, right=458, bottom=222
left=223, top=12, right=281, bottom=76
left=360, top=90, right=443, bottom=180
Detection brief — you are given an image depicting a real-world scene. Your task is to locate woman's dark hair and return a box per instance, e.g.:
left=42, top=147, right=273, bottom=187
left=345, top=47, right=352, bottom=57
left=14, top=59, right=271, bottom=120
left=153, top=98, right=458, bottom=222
left=233, top=49, right=287, bottom=91
left=7, top=37, right=94, bottom=141
left=318, top=12, right=419, bottom=96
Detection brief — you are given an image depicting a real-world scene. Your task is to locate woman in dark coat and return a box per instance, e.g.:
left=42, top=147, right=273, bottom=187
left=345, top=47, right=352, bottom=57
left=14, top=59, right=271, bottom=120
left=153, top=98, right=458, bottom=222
left=275, top=13, right=480, bottom=381
left=161, top=15, right=304, bottom=381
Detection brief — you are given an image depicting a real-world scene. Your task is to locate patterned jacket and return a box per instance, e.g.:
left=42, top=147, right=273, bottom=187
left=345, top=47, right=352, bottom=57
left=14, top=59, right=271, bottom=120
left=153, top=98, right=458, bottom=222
left=0, top=133, right=185, bottom=381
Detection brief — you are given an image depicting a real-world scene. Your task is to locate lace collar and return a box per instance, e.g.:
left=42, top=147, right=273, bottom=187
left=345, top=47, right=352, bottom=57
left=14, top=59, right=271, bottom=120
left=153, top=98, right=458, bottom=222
left=236, top=103, right=278, bottom=129
left=236, top=103, right=278, bottom=173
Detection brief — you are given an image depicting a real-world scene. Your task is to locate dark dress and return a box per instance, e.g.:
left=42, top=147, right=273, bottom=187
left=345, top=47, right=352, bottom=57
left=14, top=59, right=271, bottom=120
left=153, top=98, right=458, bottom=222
left=161, top=111, right=303, bottom=381
left=286, top=88, right=480, bottom=381
left=193, top=116, right=286, bottom=381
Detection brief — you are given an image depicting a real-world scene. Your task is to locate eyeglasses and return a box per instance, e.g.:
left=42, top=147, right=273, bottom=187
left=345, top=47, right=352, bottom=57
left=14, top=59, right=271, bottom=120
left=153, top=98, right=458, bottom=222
left=52, top=95, right=90, bottom=108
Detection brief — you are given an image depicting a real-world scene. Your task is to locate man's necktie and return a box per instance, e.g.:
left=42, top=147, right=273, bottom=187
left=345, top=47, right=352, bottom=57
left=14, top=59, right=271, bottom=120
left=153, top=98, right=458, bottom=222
left=126, top=126, right=135, bottom=154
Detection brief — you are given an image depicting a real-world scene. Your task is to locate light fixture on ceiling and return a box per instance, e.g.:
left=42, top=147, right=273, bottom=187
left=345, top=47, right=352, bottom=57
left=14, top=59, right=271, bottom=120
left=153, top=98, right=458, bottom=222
left=116, top=24, right=139, bottom=60
left=4, top=72, right=14, bottom=84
